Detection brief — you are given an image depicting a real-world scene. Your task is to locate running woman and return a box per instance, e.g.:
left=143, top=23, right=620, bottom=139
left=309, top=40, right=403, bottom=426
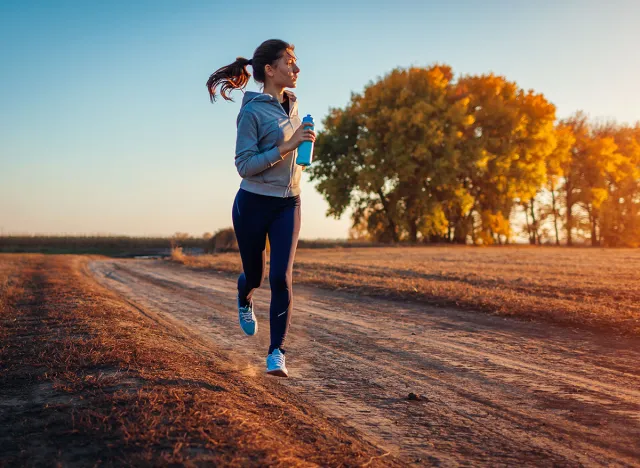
left=206, top=39, right=315, bottom=377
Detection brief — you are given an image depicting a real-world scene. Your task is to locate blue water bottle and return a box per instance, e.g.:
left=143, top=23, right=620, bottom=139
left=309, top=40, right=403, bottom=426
left=295, top=114, right=314, bottom=167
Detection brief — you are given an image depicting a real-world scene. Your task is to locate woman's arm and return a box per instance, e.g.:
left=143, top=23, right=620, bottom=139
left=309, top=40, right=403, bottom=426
left=234, top=111, right=285, bottom=178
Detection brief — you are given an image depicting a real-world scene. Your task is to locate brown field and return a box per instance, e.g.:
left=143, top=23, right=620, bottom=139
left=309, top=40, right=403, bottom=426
left=2, top=249, right=639, bottom=466
left=172, top=245, right=640, bottom=337
left=0, top=254, right=395, bottom=466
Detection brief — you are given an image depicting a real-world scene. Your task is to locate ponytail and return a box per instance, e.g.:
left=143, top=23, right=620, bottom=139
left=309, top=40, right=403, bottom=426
left=206, top=39, right=294, bottom=104
left=206, top=57, right=252, bottom=103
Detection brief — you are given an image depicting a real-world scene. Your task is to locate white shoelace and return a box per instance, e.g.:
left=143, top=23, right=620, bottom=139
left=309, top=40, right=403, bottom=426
left=269, top=351, right=285, bottom=367
left=239, top=305, right=254, bottom=322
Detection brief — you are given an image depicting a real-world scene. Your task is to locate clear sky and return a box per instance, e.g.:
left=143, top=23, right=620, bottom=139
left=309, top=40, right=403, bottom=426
left=1, top=0, right=638, bottom=239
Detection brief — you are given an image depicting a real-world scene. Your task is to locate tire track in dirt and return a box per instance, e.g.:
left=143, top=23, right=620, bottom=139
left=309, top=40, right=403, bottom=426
left=89, top=259, right=640, bottom=467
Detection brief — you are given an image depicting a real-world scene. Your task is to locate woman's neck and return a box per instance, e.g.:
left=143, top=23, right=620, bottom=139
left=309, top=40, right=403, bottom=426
left=263, top=83, right=285, bottom=103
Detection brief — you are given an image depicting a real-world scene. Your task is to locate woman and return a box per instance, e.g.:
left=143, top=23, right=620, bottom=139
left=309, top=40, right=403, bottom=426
left=206, top=39, right=315, bottom=377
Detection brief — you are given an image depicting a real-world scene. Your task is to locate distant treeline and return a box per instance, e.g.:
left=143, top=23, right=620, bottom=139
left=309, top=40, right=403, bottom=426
left=0, top=235, right=204, bottom=256
left=0, top=232, right=387, bottom=256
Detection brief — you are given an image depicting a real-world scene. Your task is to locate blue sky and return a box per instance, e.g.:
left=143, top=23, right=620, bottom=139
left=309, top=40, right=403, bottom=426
left=1, top=0, right=638, bottom=238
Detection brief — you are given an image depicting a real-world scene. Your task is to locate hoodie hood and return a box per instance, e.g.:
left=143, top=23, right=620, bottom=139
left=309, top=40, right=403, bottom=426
left=240, top=90, right=297, bottom=110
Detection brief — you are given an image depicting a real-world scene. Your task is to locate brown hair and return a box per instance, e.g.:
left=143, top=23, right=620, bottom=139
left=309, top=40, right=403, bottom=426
left=206, top=39, right=295, bottom=103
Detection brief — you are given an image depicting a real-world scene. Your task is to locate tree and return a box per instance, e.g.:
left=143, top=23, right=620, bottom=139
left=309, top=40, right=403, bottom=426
left=310, top=65, right=474, bottom=243
left=596, top=123, right=640, bottom=246
left=170, top=232, right=191, bottom=249
left=546, top=123, right=575, bottom=244
left=206, top=227, right=238, bottom=253
left=562, top=115, right=628, bottom=246
left=560, top=112, right=590, bottom=245
left=579, top=134, right=619, bottom=246
left=455, top=74, right=556, bottom=244
left=516, top=91, right=557, bottom=245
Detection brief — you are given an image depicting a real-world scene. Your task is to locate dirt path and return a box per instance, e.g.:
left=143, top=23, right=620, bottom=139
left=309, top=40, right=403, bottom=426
left=2, top=255, right=397, bottom=466
left=90, top=258, right=640, bottom=467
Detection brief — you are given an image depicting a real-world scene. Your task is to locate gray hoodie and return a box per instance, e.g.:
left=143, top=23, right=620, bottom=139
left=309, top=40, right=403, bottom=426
left=234, top=90, right=303, bottom=198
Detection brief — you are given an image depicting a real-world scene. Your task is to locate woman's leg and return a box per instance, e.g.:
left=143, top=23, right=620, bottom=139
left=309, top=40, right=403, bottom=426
left=232, top=189, right=268, bottom=307
left=266, top=196, right=301, bottom=354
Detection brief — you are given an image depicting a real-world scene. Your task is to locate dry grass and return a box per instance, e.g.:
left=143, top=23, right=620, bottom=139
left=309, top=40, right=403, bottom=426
left=170, top=246, right=187, bottom=262
left=0, top=254, right=397, bottom=466
left=171, top=246, right=640, bottom=336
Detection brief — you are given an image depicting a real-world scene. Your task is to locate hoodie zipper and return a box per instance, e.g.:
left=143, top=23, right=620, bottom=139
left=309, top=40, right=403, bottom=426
left=279, top=94, right=296, bottom=198
left=261, top=93, right=296, bottom=198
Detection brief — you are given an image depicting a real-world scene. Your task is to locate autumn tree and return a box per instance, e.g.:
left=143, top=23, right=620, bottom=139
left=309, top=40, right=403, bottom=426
left=595, top=123, right=640, bottom=247
left=309, top=65, right=474, bottom=243
left=559, top=114, right=639, bottom=246
left=455, top=75, right=556, bottom=244
left=560, top=113, right=591, bottom=245
left=545, top=123, right=575, bottom=244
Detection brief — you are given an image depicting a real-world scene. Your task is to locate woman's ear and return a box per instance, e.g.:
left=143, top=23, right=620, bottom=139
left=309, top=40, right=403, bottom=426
left=265, top=63, right=274, bottom=78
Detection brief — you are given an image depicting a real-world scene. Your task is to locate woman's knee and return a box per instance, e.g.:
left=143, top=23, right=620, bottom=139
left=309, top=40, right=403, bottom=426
left=247, top=273, right=265, bottom=289
left=269, top=271, right=291, bottom=291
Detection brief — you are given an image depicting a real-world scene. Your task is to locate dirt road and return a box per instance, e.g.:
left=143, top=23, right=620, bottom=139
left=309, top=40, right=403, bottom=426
left=90, top=258, right=640, bottom=467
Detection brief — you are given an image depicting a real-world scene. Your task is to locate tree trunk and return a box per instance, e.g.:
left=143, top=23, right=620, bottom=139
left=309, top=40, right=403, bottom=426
left=404, top=195, right=419, bottom=243
left=469, top=210, right=478, bottom=245
left=376, top=188, right=398, bottom=243
left=408, top=219, right=418, bottom=243
left=566, top=191, right=573, bottom=246
left=453, top=217, right=469, bottom=244
left=590, top=206, right=599, bottom=247
left=523, top=203, right=533, bottom=244
left=550, top=181, right=560, bottom=245
left=564, top=173, right=574, bottom=246
left=530, top=200, right=538, bottom=245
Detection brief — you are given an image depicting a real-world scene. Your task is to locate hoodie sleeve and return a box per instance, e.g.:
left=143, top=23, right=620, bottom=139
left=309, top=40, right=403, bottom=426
left=234, top=110, right=283, bottom=178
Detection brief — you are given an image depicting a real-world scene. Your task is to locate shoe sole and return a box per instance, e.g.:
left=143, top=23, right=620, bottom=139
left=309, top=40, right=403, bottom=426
left=266, top=369, right=289, bottom=378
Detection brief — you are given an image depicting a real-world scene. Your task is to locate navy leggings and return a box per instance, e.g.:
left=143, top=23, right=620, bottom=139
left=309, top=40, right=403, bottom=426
left=232, top=188, right=301, bottom=354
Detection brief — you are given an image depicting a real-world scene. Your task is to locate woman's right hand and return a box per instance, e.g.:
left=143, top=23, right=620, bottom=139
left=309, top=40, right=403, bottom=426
left=279, top=122, right=315, bottom=156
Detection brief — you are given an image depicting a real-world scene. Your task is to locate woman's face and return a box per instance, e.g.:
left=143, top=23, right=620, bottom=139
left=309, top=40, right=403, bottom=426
left=270, top=49, right=299, bottom=88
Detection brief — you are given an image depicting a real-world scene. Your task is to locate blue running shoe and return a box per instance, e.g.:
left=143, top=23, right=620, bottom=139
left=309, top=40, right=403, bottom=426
left=237, top=294, right=257, bottom=336
left=266, top=349, right=288, bottom=377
